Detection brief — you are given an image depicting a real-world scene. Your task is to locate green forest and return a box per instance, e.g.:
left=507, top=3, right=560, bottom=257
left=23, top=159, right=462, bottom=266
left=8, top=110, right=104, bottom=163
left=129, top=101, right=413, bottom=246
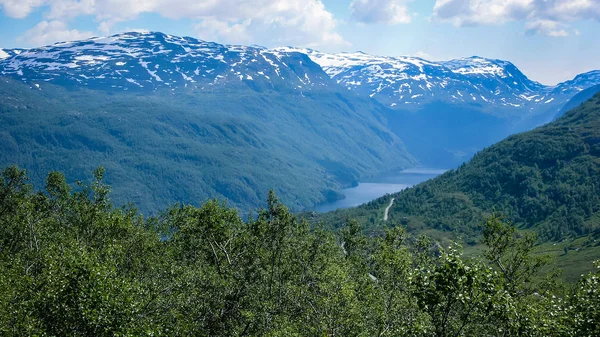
left=1, top=166, right=599, bottom=336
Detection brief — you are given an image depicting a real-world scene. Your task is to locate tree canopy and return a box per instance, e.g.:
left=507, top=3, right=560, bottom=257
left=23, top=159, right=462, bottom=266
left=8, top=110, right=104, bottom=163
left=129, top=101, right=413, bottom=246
left=1, top=166, right=598, bottom=336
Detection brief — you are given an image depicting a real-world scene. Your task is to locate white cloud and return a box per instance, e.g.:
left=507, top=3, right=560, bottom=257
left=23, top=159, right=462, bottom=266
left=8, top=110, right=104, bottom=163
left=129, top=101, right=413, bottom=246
left=194, top=18, right=253, bottom=44
left=525, top=19, right=569, bottom=37
left=1, top=0, right=346, bottom=47
left=432, top=0, right=531, bottom=26
left=432, top=0, right=600, bottom=36
left=350, top=0, right=413, bottom=24
left=193, top=1, right=347, bottom=47
left=19, top=20, right=94, bottom=45
left=0, top=0, right=45, bottom=18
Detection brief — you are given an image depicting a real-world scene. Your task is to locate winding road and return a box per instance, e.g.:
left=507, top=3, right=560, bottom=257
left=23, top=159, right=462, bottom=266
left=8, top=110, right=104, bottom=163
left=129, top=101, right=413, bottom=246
left=384, top=198, right=395, bottom=221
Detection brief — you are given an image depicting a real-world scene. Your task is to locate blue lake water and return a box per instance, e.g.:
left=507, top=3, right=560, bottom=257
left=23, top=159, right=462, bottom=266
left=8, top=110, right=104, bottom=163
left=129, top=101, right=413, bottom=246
left=312, top=168, right=447, bottom=213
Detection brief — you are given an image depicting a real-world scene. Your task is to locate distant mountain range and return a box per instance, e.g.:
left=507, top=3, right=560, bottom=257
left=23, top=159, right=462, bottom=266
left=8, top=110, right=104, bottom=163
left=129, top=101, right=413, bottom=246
left=278, top=47, right=600, bottom=117
left=1, top=32, right=599, bottom=119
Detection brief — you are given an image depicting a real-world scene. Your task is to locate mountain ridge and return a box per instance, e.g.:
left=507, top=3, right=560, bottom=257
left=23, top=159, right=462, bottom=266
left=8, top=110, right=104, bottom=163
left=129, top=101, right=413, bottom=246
left=1, top=31, right=598, bottom=116
left=0, top=32, right=331, bottom=93
left=278, top=47, right=600, bottom=117
left=0, top=69, right=416, bottom=213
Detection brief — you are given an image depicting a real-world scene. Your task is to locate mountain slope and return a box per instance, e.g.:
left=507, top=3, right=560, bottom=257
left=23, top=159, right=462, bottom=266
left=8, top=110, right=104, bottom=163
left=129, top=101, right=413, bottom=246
left=553, top=84, right=600, bottom=120
left=381, top=101, right=515, bottom=166
left=552, top=70, right=600, bottom=97
left=319, top=92, right=600, bottom=243
left=0, top=36, right=416, bottom=213
left=0, top=48, right=25, bottom=59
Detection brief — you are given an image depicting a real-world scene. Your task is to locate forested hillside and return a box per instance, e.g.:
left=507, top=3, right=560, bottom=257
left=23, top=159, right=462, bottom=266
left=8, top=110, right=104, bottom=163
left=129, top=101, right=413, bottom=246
left=1, top=166, right=598, bottom=335
left=318, top=93, right=600, bottom=245
left=0, top=77, right=414, bottom=213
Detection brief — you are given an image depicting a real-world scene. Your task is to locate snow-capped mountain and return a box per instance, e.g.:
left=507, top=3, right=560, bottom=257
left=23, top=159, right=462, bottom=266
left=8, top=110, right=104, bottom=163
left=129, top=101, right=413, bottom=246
left=552, top=70, right=600, bottom=96
left=276, top=48, right=599, bottom=115
left=0, top=32, right=331, bottom=92
left=1, top=32, right=599, bottom=117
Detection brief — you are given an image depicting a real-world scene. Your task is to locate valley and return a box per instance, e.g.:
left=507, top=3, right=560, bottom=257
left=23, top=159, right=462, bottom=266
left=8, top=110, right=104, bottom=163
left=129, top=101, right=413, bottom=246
left=2, top=32, right=600, bottom=211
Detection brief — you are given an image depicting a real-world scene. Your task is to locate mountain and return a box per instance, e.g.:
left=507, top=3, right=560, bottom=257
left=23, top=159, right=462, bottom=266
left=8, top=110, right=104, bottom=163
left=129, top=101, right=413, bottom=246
left=315, top=93, right=600, bottom=280
left=2, top=31, right=599, bottom=195
left=552, top=70, right=600, bottom=97
left=3, top=35, right=596, bottom=114
left=274, top=48, right=600, bottom=166
left=319, top=92, right=600, bottom=242
left=279, top=48, right=598, bottom=117
left=0, top=32, right=330, bottom=92
left=0, top=32, right=416, bottom=213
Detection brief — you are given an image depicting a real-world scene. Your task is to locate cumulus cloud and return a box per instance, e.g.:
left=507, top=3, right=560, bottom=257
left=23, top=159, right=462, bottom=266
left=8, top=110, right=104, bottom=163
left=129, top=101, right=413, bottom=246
left=350, top=0, right=413, bottom=24
left=2, top=0, right=346, bottom=47
left=194, top=18, right=253, bottom=44
left=193, top=1, right=347, bottom=46
left=19, top=20, right=94, bottom=45
left=432, top=0, right=600, bottom=36
left=0, top=0, right=45, bottom=18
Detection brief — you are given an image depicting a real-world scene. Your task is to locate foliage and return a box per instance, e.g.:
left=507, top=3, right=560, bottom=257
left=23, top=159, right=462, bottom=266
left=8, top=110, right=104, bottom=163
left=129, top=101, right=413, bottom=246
left=1, top=166, right=598, bottom=335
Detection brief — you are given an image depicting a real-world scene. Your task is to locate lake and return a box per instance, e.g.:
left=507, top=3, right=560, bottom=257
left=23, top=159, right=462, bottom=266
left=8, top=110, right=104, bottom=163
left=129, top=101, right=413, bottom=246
left=311, top=168, right=447, bottom=213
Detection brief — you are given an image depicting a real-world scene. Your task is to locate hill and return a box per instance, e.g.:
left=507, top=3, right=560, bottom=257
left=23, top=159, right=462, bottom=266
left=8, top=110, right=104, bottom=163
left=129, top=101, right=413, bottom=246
left=0, top=76, right=414, bottom=214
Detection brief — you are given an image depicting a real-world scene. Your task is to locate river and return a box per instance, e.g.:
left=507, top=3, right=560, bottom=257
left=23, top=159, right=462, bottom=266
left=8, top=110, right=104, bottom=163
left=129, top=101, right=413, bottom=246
left=311, top=168, right=447, bottom=213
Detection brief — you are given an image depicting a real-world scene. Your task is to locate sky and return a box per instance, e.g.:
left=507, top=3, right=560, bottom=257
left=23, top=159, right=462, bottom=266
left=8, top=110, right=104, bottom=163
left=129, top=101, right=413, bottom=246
left=0, top=0, right=599, bottom=85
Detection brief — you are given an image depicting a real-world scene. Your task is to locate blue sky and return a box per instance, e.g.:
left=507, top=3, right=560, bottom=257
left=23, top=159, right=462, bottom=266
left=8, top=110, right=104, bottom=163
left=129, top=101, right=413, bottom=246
left=0, top=0, right=599, bottom=85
